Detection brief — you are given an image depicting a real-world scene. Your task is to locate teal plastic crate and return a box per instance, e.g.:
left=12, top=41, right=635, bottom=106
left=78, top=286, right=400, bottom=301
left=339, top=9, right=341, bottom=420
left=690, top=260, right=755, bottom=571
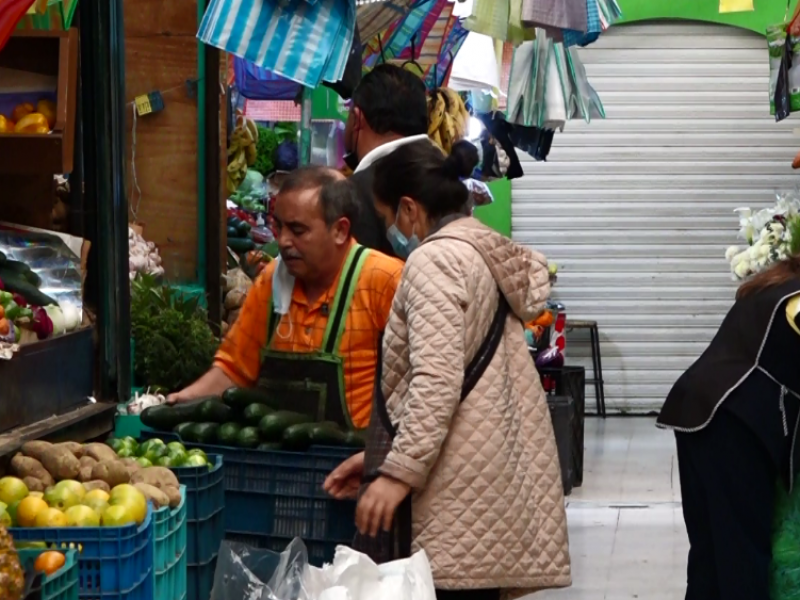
left=19, top=548, right=79, bottom=600
left=154, top=486, right=187, bottom=600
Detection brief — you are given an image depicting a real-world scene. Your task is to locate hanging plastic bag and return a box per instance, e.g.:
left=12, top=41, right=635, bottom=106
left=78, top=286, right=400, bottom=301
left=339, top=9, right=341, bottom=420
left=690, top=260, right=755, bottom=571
left=211, top=539, right=436, bottom=600
left=768, top=24, right=800, bottom=121
left=774, top=26, right=794, bottom=122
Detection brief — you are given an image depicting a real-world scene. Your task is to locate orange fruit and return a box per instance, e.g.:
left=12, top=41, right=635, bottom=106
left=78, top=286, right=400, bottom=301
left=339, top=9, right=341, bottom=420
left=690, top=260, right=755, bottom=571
left=34, top=551, right=65, bottom=575
left=16, top=496, right=48, bottom=527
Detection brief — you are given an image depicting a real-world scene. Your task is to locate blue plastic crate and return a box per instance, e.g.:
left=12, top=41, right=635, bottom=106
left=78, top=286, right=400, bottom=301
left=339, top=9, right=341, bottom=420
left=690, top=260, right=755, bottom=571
left=138, top=430, right=357, bottom=564
left=19, top=548, right=79, bottom=600
left=171, top=456, right=225, bottom=523
left=154, top=486, right=187, bottom=600
left=187, top=554, right=217, bottom=600
left=186, top=505, right=224, bottom=565
left=11, top=507, right=154, bottom=600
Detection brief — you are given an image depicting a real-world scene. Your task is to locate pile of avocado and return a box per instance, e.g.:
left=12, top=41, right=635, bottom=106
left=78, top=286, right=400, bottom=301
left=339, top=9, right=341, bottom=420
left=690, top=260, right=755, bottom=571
left=140, top=388, right=366, bottom=452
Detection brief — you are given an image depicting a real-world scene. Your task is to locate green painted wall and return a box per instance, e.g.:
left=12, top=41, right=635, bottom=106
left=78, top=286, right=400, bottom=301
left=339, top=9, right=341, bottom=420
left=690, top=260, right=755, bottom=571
left=617, top=0, right=797, bottom=34
left=474, top=178, right=512, bottom=236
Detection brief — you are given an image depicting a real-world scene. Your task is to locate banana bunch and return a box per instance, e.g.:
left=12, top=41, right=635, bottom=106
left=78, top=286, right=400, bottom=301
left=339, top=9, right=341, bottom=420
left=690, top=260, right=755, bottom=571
left=226, top=116, right=259, bottom=195
left=427, top=88, right=470, bottom=154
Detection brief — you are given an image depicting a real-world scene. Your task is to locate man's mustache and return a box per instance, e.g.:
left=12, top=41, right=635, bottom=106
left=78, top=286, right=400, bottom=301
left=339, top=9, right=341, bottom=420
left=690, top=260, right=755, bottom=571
left=280, top=249, right=302, bottom=261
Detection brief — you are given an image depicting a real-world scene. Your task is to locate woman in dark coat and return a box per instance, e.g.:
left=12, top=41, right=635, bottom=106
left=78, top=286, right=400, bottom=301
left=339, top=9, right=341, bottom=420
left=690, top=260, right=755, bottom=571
left=658, top=255, right=800, bottom=600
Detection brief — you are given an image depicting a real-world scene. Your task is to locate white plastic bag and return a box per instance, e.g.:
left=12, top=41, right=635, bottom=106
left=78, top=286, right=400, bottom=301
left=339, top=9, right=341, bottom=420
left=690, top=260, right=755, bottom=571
left=211, top=539, right=436, bottom=600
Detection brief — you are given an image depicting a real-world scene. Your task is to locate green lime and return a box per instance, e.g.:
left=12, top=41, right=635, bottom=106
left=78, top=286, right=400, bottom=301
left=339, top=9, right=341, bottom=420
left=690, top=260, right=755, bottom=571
left=138, top=439, right=165, bottom=457
left=106, top=438, right=125, bottom=453
left=117, top=447, right=136, bottom=459
left=143, top=445, right=167, bottom=463
left=186, top=449, right=207, bottom=461
left=182, top=454, right=208, bottom=468
left=166, top=441, right=185, bottom=453
left=155, top=456, right=174, bottom=468
left=121, top=436, right=139, bottom=451
left=135, top=457, right=153, bottom=468
left=167, top=449, right=188, bottom=466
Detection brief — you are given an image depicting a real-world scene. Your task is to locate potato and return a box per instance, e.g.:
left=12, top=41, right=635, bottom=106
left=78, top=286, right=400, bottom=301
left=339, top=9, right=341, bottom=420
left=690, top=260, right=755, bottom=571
left=163, top=485, right=182, bottom=509
left=91, top=460, right=130, bottom=487
left=82, top=443, right=118, bottom=463
left=120, top=459, right=141, bottom=477
left=11, top=455, right=54, bottom=488
left=21, top=441, right=54, bottom=462
left=133, top=483, right=170, bottom=509
left=79, top=466, right=92, bottom=482
left=22, top=477, right=45, bottom=492
left=82, top=480, right=110, bottom=493
left=53, top=442, right=84, bottom=458
left=79, top=456, right=97, bottom=468
left=131, top=467, right=179, bottom=490
left=39, top=447, right=80, bottom=481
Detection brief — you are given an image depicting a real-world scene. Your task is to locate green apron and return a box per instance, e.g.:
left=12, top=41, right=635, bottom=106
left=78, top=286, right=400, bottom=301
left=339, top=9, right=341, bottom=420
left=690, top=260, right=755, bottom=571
left=257, top=244, right=369, bottom=430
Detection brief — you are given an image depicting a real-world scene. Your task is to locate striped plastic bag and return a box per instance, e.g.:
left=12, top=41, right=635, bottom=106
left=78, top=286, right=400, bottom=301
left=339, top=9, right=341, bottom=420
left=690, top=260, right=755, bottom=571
left=198, top=0, right=355, bottom=88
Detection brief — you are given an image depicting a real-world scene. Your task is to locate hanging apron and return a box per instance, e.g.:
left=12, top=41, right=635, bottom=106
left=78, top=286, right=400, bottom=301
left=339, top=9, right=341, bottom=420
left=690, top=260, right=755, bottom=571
left=256, top=244, right=369, bottom=430
left=353, top=291, right=511, bottom=562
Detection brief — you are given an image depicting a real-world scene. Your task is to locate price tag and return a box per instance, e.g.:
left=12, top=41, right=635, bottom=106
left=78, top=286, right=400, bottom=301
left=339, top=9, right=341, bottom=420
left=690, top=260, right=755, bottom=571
left=134, top=95, right=152, bottom=116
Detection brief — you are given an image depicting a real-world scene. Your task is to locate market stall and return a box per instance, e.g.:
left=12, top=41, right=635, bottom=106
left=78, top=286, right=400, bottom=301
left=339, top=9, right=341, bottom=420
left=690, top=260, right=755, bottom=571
left=0, top=1, right=130, bottom=451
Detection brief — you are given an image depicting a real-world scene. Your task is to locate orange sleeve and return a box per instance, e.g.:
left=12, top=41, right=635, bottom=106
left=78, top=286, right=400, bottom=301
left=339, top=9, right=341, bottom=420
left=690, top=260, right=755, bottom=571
left=213, top=262, right=275, bottom=387
left=366, top=253, right=404, bottom=330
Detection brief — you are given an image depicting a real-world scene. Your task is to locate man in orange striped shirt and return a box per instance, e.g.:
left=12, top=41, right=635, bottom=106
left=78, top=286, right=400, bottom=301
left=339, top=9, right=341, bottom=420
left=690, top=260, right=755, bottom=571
left=168, top=167, right=403, bottom=429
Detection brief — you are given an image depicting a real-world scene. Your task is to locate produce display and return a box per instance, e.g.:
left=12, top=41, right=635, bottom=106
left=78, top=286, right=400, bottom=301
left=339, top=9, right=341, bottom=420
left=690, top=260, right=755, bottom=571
left=226, top=115, right=259, bottom=194
left=140, top=390, right=366, bottom=452
left=0, top=99, right=56, bottom=134
left=427, top=88, right=470, bottom=154
left=0, top=520, right=24, bottom=600
left=130, top=274, right=217, bottom=392
left=128, top=227, right=164, bottom=280
left=0, top=438, right=187, bottom=533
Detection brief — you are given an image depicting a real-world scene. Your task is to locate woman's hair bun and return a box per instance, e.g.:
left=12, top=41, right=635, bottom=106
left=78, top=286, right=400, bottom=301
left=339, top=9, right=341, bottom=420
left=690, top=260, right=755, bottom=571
left=442, top=140, right=479, bottom=180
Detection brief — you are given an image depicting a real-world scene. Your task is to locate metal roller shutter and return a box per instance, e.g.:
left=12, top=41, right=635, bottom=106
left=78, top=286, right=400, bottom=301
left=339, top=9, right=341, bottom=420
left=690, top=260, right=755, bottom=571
left=512, top=21, right=798, bottom=413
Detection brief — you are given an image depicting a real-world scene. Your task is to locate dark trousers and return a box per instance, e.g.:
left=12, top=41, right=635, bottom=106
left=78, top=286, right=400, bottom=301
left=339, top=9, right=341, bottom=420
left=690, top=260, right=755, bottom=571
left=676, top=409, right=776, bottom=600
left=436, top=590, right=500, bottom=600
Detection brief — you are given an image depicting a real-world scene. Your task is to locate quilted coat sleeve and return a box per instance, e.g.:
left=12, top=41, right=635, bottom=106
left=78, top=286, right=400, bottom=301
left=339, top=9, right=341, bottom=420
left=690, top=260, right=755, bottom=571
left=380, top=248, right=468, bottom=490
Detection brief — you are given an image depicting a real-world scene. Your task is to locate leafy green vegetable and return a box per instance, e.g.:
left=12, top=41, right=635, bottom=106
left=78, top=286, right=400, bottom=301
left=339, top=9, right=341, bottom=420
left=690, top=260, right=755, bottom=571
left=789, top=215, right=800, bottom=256
left=254, top=126, right=278, bottom=177
left=131, top=274, right=218, bottom=392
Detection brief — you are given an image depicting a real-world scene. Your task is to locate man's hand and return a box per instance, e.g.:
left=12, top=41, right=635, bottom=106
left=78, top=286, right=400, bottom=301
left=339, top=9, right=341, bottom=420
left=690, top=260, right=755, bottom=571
left=166, top=367, right=236, bottom=405
left=324, top=451, right=365, bottom=500
left=166, top=389, right=194, bottom=405
left=356, top=475, right=410, bottom=537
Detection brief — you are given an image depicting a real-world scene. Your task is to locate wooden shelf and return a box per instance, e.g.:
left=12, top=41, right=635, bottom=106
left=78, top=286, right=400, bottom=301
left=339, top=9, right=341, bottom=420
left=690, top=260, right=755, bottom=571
left=0, top=29, right=78, bottom=175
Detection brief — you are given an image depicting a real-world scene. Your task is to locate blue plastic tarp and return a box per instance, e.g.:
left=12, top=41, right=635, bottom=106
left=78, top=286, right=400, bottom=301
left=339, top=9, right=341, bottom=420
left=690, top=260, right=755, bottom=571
left=234, top=57, right=301, bottom=101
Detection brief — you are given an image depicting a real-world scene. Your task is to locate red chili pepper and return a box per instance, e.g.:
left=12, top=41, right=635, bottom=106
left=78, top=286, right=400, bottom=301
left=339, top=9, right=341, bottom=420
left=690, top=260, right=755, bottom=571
left=0, top=0, right=37, bottom=53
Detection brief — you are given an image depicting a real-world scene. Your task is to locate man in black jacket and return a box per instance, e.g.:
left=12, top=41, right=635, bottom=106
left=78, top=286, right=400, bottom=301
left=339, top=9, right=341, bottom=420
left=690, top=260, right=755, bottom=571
left=344, top=64, right=429, bottom=257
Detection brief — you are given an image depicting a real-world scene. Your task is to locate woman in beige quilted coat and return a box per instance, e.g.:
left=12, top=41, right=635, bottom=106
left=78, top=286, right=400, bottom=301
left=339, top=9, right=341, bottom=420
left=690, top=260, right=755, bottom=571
left=325, top=139, right=570, bottom=600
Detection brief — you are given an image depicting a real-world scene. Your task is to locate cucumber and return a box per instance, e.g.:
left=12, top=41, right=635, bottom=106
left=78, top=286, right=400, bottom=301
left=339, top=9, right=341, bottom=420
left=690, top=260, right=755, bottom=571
left=173, top=422, right=196, bottom=440
left=236, top=426, right=261, bottom=448
left=0, top=270, right=56, bottom=306
left=218, top=422, right=242, bottom=446
left=197, top=398, right=232, bottom=423
left=343, top=430, right=366, bottom=448
left=236, top=221, right=252, bottom=236
left=282, top=423, right=315, bottom=451
left=222, top=388, right=280, bottom=411
left=192, top=422, right=219, bottom=444
left=309, top=424, right=348, bottom=447
left=141, top=403, right=198, bottom=431
left=227, top=237, right=255, bottom=254
left=257, top=442, right=283, bottom=451
left=2, top=261, right=40, bottom=287
left=258, top=411, right=313, bottom=442
left=243, top=403, right=273, bottom=426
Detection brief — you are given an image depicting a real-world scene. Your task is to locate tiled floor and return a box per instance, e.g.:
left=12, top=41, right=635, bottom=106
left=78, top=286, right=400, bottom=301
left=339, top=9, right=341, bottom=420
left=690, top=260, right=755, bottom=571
left=527, top=417, right=688, bottom=600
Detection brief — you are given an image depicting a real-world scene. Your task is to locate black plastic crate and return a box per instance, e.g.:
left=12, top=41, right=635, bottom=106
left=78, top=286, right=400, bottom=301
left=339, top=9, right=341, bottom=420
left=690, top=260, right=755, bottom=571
left=546, top=394, right=574, bottom=496
left=538, top=365, right=585, bottom=487
left=0, top=327, right=94, bottom=433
